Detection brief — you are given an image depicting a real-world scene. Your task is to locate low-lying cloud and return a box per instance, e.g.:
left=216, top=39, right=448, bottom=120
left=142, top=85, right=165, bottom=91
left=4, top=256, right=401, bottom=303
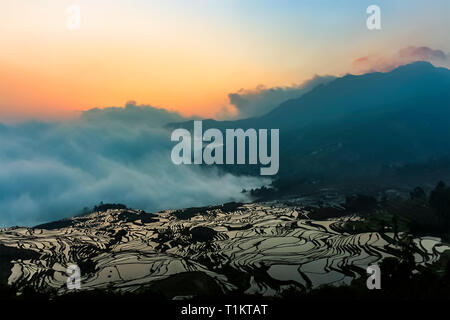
left=217, top=75, right=335, bottom=120
left=0, top=102, right=267, bottom=227
left=353, top=46, right=450, bottom=74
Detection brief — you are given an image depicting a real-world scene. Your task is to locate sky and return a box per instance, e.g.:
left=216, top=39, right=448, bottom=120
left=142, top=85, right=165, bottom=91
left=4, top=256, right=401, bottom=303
left=0, top=0, right=449, bottom=121
left=0, top=1, right=449, bottom=227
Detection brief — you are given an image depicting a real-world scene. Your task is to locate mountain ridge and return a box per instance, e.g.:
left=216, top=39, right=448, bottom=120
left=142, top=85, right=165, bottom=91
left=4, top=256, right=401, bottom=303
left=169, top=61, right=450, bottom=187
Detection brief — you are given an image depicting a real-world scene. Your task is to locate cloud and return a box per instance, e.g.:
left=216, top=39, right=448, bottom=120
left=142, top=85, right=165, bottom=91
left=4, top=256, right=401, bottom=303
left=398, top=46, right=448, bottom=62
left=352, top=46, right=450, bottom=74
left=79, top=101, right=186, bottom=127
left=0, top=103, right=267, bottom=227
left=217, top=75, right=336, bottom=120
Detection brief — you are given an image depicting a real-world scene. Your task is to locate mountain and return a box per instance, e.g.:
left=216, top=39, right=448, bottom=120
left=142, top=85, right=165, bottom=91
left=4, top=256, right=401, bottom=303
left=171, top=62, right=450, bottom=188
left=260, top=61, right=450, bottom=129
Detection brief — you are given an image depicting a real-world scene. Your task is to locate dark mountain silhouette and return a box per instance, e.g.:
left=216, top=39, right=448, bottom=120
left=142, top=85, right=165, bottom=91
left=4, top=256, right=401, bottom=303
left=171, top=61, right=450, bottom=189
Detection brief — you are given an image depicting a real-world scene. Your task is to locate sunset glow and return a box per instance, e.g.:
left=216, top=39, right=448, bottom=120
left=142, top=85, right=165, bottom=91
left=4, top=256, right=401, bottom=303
left=1, top=0, right=448, bottom=121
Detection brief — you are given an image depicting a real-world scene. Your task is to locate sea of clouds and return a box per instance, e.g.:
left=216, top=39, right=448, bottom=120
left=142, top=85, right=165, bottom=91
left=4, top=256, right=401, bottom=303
left=0, top=102, right=267, bottom=227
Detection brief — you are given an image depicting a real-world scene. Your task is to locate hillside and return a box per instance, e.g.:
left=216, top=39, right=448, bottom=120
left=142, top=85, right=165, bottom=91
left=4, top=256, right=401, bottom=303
left=171, top=62, right=450, bottom=189
left=1, top=192, right=449, bottom=299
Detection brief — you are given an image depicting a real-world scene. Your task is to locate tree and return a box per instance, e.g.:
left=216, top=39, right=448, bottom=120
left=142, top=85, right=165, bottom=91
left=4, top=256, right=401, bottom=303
left=429, top=181, right=450, bottom=227
left=410, top=186, right=426, bottom=201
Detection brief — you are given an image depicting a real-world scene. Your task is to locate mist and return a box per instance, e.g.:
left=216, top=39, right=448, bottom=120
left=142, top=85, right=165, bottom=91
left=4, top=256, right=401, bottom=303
left=0, top=102, right=267, bottom=227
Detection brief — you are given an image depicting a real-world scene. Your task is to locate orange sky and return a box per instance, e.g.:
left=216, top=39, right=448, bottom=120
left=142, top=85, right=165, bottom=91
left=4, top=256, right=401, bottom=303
left=1, top=0, right=448, bottom=121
